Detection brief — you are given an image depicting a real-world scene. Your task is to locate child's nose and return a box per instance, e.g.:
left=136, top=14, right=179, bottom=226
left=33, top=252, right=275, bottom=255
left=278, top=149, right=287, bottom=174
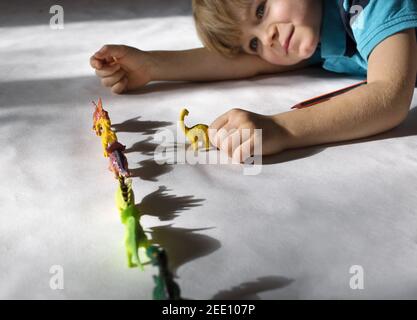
left=261, top=24, right=278, bottom=48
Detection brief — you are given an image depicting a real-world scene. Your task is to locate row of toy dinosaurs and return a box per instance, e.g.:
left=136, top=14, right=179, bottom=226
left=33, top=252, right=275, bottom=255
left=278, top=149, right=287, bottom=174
left=93, top=99, right=209, bottom=180
left=92, top=98, right=180, bottom=300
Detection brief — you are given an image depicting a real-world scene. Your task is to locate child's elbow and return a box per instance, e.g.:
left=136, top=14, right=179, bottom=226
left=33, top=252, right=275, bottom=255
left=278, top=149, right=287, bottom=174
left=381, top=80, right=414, bottom=128
left=388, top=96, right=412, bottom=129
left=396, top=84, right=414, bottom=124
left=394, top=107, right=410, bottom=127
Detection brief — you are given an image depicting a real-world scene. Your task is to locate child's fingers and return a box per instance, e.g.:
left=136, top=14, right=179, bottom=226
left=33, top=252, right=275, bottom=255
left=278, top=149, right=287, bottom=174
left=91, top=45, right=126, bottom=70
left=111, top=77, right=128, bottom=94
left=95, top=63, right=121, bottom=77
left=90, top=55, right=103, bottom=70
left=225, top=129, right=251, bottom=160
left=213, top=127, right=237, bottom=151
left=95, top=45, right=128, bottom=61
left=210, top=120, right=238, bottom=149
left=209, top=113, right=231, bottom=146
left=101, top=69, right=126, bottom=88
left=232, top=136, right=255, bottom=164
left=210, top=113, right=229, bottom=132
left=210, top=108, right=244, bottom=132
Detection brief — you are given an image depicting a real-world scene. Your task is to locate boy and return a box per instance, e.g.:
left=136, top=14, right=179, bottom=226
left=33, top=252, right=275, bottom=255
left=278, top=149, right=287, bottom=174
left=90, top=0, right=417, bottom=163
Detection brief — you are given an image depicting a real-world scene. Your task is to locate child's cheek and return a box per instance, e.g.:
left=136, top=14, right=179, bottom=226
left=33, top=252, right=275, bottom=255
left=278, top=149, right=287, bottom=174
left=269, top=0, right=292, bottom=22
left=295, top=27, right=319, bottom=59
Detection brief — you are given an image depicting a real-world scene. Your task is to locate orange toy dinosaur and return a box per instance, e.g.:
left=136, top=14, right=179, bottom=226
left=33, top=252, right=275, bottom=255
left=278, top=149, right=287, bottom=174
left=92, top=98, right=118, bottom=157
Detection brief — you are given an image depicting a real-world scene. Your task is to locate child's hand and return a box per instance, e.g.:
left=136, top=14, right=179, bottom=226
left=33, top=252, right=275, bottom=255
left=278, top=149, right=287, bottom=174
left=209, top=109, right=289, bottom=163
left=90, top=45, right=154, bottom=94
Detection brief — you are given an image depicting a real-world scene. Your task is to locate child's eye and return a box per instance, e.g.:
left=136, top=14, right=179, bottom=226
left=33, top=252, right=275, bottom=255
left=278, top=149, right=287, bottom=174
left=250, top=38, right=259, bottom=52
left=256, top=2, right=266, bottom=19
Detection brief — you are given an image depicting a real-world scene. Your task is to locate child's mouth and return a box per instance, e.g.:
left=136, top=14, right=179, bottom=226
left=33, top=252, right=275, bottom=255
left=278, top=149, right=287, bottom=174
left=283, top=28, right=295, bottom=55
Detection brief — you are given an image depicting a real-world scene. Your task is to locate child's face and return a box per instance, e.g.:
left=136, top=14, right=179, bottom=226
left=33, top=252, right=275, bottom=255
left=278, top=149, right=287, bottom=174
left=237, top=0, right=322, bottom=65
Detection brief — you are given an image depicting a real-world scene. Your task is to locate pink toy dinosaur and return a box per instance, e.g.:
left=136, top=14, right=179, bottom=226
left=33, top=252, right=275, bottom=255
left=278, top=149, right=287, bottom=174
left=107, top=141, right=131, bottom=179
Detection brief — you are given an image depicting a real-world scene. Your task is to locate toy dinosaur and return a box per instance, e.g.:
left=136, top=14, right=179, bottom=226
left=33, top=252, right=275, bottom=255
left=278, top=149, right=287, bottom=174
left=115, top=178, right=149, bottom=269
left=115, top=177, right=135, bottom=213
left=92, top=98, right=110, bottom=136
left=98, top=119, right=118, bottom=158
left=92, top=98, right=182, bottom=299
left=146, top=246, right=181, bottom=300
left=92, top=98, right=118, bottom=157
left=180, top=108, right=210, bottom=151
left=122, top=205, right=149, bottom=269
left=107, top=141, right=131, bottom=179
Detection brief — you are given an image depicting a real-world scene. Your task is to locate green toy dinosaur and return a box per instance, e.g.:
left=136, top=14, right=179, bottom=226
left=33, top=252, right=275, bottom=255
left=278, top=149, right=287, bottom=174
left=115, top=178, right=150, bottom=269
left=146, top=246, right=181, bottom=300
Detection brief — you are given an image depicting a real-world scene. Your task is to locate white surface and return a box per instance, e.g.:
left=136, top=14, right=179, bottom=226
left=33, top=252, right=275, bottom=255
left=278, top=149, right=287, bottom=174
left=1, top=1, right=417, bottom=300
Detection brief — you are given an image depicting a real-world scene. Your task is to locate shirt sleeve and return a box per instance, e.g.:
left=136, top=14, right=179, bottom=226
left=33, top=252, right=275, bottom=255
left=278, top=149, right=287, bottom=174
left=349, top=0, right=417, bottom=59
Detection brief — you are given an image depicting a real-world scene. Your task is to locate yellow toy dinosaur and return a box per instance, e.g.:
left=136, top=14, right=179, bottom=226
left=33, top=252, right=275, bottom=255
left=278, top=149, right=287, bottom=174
left=98, top=118, right=118, bottom=158
left=179, top=108, right=210, bottom=151
left=92, top=99, right=118, bottom=158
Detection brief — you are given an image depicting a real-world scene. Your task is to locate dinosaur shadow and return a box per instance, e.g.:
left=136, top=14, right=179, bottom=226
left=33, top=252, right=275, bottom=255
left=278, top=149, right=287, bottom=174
left=126, top=137, right=179, bottom=157
left=125, top=137, right=160, bottom=156
left=149, top=225, right=221, bottom=277
left=138, top=186, right=204, bottom=222
left=211, top=276, right=295, bottom=300
left=263, top=106, right=417, bottom=165
left=129, top=159, right=173, bottom=182
left=112, top=116, right=173, bottom=135
left=135, top=186, right=211, bottom=279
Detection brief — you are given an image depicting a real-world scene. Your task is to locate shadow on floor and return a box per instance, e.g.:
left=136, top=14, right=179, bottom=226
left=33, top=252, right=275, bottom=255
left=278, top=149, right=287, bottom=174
left=125, top=137, right=160, bottom=156
left=0, top=76, right=101, bottom=108
left=113, top=117, right=173, bottom=136
left=0, top=0, right=192, bottom=27
left=127, top=67, right=364, bottom=96
left=211, top=276, right=295, bottom=300
left=263, top=146, right=326, bottom=165
left=130, top=159, right=173, bottom=182
left=149, top=224, right=221, bottom=277
left=138, top=186, right=204, bottom=222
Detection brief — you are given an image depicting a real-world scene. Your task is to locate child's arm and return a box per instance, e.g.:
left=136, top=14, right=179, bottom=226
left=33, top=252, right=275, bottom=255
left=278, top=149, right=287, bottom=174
left=276, top=29, right=416, bottom=150
left=148, top=48, right=308, bottom=82
left=90, top=45, right=307, bottom=93
left=210, top=29, right=416, bottom=162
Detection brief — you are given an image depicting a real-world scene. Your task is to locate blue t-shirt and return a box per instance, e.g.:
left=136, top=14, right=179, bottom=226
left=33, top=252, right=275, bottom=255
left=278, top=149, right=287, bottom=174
left=312, top=0, right=417, bottom=77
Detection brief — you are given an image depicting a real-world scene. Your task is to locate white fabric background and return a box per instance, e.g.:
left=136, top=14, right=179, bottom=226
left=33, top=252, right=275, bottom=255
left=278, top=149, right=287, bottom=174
left=1, top=0, right=417, bottom=300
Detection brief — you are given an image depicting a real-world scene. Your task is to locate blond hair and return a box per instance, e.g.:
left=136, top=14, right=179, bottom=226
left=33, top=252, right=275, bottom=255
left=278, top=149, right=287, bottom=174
left=192, top=0, right=251, bottom=57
